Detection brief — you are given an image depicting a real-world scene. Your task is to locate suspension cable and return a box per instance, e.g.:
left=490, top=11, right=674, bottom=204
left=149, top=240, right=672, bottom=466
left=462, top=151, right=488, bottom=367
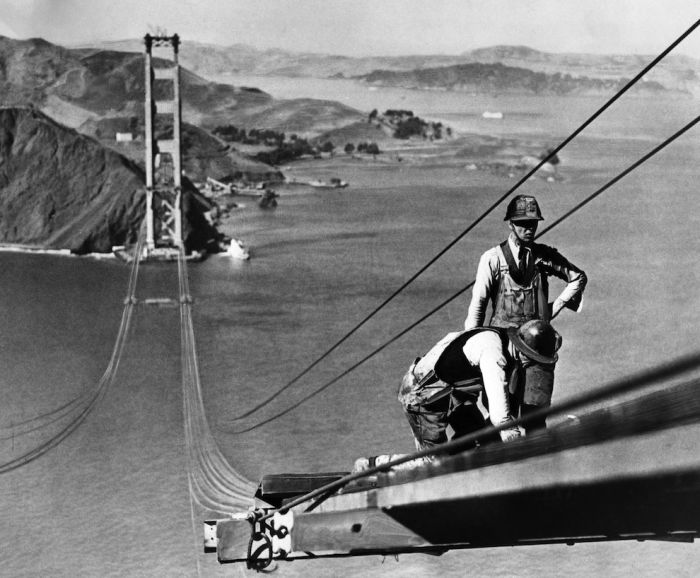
left=0, top=223, right=146, bottom=473
left=177, top=246, right=255, bottom=513
left=231, top=19, right=700, bottom=422
left=260, top=350, right=700, bottom=520
left=1, top=231, right=146, bottom=439
left=226, top=113, right=700, bottom=434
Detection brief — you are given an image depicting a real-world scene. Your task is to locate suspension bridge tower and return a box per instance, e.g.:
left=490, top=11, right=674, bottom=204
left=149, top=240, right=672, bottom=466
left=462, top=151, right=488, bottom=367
left=143, top=33, right=183, bottom=258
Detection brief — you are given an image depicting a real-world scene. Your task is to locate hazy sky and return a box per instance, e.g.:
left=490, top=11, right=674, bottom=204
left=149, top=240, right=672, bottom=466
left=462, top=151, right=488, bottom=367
left=1, top=0, right=699, bottom=58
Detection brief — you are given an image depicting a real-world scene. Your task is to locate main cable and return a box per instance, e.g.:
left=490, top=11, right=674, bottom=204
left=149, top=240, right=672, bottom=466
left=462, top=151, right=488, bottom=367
left=231, top=19, right=700, bottom=422
left=227, top=113, right=700, bottom=434
left=262, top=350, right=700, bottom=520
left=177, top=246, right=255, bottom=513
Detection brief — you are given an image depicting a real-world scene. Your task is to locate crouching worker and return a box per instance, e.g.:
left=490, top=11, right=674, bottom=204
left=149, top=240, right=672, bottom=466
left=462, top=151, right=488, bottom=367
left=398, top=321, right=561, bottom=452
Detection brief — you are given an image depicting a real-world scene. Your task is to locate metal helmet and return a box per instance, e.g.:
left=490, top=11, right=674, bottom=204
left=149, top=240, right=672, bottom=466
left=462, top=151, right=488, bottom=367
left=504, top=195, right=543, bottom=222
left=507, top=320, right=562, bottom=364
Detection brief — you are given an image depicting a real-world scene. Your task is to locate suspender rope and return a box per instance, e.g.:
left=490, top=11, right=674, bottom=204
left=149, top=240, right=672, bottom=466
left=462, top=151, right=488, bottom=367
left=230, top=19, right=700, bottom=422
left=226, top=114, right=700, bottom=435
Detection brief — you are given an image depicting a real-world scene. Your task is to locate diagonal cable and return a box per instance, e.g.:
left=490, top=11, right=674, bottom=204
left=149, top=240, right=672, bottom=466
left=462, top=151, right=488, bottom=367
left=226, top=113, right=700, bottom=434
left=231, top=19, right=700, bottom=421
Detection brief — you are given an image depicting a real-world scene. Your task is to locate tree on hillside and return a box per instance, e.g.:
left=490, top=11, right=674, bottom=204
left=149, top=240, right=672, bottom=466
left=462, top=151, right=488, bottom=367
left=368, top=109, right=378, bottom=122
left=394, top=116, right=426, bottom=139
left=320, top=140, right=335, bottom=155
left=366, top=142, right=380, bottom=158
left=344, top=143, right=355, bottom=155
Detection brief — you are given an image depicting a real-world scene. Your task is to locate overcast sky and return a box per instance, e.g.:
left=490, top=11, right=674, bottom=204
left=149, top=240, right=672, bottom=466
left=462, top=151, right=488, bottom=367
left=1, top=0, right=699, bottom=58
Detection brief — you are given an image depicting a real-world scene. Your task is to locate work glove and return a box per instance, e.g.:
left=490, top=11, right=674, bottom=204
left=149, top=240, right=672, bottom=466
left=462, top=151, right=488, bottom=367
left=499, top=426, right=522, bottom=442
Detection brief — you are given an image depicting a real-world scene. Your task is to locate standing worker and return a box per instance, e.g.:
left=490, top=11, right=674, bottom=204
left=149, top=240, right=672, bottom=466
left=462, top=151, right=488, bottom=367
left=465, top=194, right=587, bottom=430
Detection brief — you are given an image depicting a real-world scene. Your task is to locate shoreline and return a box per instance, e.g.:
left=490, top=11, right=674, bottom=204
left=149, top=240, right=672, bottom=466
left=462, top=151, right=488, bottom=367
left=0, top=244, right=117, bottom=260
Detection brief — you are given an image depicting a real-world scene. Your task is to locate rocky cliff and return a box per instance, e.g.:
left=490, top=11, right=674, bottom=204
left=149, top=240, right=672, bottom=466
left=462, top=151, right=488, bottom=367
left=0, top=107, right=218, bottom=254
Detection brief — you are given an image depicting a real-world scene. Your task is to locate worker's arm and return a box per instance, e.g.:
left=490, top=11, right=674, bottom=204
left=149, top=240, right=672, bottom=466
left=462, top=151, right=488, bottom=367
left=463, top=332, right=520, bottom=442
left=537, top=245, right=587, bottom=320
left=464, top=249, right=499, bottom=329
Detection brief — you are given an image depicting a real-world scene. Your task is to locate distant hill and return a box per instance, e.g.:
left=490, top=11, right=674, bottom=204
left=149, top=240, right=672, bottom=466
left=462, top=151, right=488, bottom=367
left=315, top=120, right=395, bottom=147
left=0, top=107, right=218, bottom=253
left=461, top=45, right=700, bottom=95
left=78, top=39, right=700, bottom=95
left=215, top=98, right=365, bottom=135
left=0, top=36, right=364, bottom=137
left=67, top=46, right=364, bottom=136
left=0, top=35, right=364, bottom=143
left=0, top=37, right=267, bottom=115
left=47, top=47, right=272, bottom=121
left=357, top=61, right=676, bottom=96
left=0, top=36, right=83, bottom=104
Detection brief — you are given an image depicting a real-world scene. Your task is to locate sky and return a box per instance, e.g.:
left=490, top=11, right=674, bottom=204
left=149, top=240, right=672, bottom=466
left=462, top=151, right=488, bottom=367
left=1, top=0, right=699, bottom=59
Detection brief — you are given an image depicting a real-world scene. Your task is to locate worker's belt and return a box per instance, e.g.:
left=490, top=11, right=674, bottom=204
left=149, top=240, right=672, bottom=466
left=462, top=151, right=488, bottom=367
left=412, top=358, right=483, bottom=407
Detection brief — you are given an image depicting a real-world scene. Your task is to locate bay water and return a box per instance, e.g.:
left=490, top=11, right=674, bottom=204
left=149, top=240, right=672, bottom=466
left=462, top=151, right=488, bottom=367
left=2, top=78, right=700, bottom=576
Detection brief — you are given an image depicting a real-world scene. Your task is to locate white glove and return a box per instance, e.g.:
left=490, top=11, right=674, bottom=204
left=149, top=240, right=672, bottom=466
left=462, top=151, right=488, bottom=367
left=499, top=426, right=522, bottom=442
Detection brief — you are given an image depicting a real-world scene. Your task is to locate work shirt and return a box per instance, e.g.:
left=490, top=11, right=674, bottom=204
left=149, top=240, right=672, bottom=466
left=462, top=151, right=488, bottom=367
left=463, top=330, right=512, bottom=426
left=399, top=330, right=513, bottom=426
left=465, top=234, right=587, bottom=330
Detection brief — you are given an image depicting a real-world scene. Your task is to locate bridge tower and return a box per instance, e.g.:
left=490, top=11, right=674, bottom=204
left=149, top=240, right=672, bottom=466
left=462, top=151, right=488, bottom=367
left=143, top=33, right=183, bottom=256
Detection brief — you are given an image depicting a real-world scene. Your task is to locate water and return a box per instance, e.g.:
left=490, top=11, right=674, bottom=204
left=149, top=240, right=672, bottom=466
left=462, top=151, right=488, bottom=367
left=2, top=80, right=700, bottom=576
left=219, top=73, right=698, bottom=140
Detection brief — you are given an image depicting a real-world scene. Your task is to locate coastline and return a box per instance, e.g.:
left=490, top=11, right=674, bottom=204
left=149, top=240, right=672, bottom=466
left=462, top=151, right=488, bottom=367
left=0, top=243, right=73, bottom=256
left=0, top=243, right=117, bottom=260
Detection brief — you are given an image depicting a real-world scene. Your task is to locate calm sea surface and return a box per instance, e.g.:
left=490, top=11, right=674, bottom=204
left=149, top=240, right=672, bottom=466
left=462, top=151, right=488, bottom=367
left=1, top=78, right=699, bottom=576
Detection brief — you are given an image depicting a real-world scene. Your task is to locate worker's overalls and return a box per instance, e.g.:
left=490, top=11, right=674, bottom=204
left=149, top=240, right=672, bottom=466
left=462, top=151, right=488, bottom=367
left=490, top=241, right=554, bottom=431
left=398, top=328, right=499, bottom=451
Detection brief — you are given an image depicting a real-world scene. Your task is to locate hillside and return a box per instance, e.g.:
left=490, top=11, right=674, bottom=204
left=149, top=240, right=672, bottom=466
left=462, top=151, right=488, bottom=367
left=212, top=97, right=366, bottom=136
left=315, top=120, right=396, bottom=147
left=50, top=48, right=272, bottom=120
left=0, top=107, right=219, bottom=253
left=464, top=45, right=700, bottom=94
left=0, top=36, right=84, bottom=104
left=0, top=36, right=364, bottom=138
left=78, top=39, right=700, bottom=95
left=358, top=61, right=677, bottom=96
left=79, top=117, right=283, bottom=183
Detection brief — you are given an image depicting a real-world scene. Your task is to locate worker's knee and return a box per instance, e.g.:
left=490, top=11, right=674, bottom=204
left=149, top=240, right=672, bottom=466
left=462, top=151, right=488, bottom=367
left=404, top=405, right=449, bottom=449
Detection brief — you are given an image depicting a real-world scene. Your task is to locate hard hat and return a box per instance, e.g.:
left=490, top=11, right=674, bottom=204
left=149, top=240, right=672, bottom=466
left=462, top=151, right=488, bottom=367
left=507, top=320, right=561, bottom=364
left=504, top=195, right=543, bottom=221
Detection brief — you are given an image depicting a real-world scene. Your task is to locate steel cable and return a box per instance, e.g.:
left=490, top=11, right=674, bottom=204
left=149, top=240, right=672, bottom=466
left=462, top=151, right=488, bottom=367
left=177, top=247, right=255, bottom=512
left=227, top=113, right=700, bottom=434
left=262, top=350, right=700, bottom=519
left=230, top=18, right=700, bottom=422
left=0, top=225, right=145, bottom=473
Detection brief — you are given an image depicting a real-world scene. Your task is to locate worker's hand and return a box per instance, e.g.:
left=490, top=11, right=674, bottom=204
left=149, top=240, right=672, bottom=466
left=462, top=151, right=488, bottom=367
left=499, top=426, right=522, bottom=442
